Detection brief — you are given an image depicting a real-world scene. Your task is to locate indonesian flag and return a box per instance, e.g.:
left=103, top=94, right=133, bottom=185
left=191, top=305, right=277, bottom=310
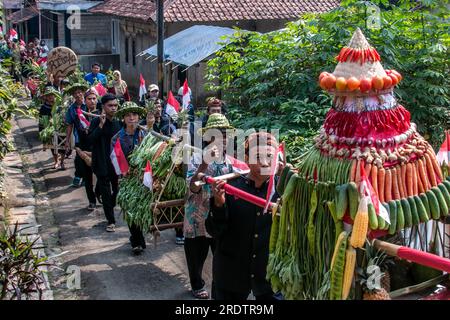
left=95, top=82, right=107, bottom=96
left=165, top=90, right=180, bottom=120
left=76, top=107, right=90, bottom=129
left=359, top=162, right=390, bottom=224
left=436, top=131, right=450, bottom=165
left=226, top=155, right=250, bottom=174
left=9, top=29, right=18, bottom=41
left=182, top=79, right=190, bottom=110
left=110, top=138, right=129, bottom=176
left=143, top=160, right=153, bottom=190
left=139, top=74, right=147, bottom=101
left=263, top=143, right=285, bottom=213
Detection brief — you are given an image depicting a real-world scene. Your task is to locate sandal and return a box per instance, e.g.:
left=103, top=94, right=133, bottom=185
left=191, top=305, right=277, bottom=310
left=192, top=288, right=209, bottom=300
left=106, top=224, right=115, bottom=232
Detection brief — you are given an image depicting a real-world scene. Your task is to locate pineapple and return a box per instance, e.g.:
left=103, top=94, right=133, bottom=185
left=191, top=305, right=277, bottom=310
left=363, top=287, right=391, bottom=300
left=356, top=241, right=393, bottom=300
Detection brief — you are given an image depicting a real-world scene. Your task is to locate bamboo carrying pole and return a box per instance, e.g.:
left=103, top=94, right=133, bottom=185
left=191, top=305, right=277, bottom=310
left=373, top=239, right=450, bottom=273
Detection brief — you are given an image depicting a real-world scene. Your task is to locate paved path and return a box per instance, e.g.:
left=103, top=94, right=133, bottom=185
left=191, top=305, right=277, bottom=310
left=12, top=113, right=213, bottom=300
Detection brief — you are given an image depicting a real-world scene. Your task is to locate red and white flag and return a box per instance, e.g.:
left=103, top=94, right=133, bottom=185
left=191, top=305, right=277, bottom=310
left=263, top=144, right=285, bottom=213
left=76, top=107, right=90, bottom=129
left=110, top=138, right=129, bottom=176
left=165, top=91, right=180, bottom=120
left=226, top=155, right=250, bottom=174
left=359, top=162, right=390, bottom=224
left=139, top=74, right=147, bottom=101
left=182, top=79, right=190, bottom=110
left=9, top=29, right=18, bottom=41
left=143, top=160, right=153, bottom=190
left=94, top=82, right=107, bottom=96
left=436, top=131, right=450, bottom=165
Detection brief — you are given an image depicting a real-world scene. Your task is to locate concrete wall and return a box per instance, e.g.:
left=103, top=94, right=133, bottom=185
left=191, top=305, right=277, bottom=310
left=57, top=14, right=112, bottom=55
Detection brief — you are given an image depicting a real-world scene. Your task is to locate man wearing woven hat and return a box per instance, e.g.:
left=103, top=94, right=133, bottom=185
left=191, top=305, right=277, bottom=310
left=64, top=82, right=89, bottom=187
left=75, top=87, right=102, bottom=211
left=88, top=93, right=121, bottom=232
left=209, top=132, right=280, bottom=300
left=111, top=102, right=147, bottom=247
left=183, top=113, right=236, bottom=299
left=39, top=86, right=66, bottom=170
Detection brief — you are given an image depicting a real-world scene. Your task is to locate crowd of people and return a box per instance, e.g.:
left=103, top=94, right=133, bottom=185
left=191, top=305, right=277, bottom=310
left=13, top=42, right=283, bottom=300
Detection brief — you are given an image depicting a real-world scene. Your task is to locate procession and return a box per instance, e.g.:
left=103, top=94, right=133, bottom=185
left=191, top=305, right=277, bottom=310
left=0, top=0, right=449, bottom=307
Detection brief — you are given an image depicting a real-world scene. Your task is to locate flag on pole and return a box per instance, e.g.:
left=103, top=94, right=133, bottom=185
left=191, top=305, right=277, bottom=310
left=139, top=74, right=147, bottom=101
left=359, top=162, right=390, bottom=224
left=110, top=138, right=129, bottom=176
left=226, top=155, right=250, bottom=174
left=9, top=29, right=18, bottom=41
left=143, top=160, right=153, bottom=190
left=182, top=79, right=190, bottom=110
left=76, top=107, right=90, bottom=129
left=165, top=90, right=180, bottom=120
left=436, top=131, right=450, bottom=166
left=94, top=82, right=107, bottom=96
left=263, top=144, right=285, bottom=213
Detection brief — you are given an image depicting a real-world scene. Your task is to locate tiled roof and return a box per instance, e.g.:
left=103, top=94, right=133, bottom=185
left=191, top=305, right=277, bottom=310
left=90, top=0, right=340, bottom=22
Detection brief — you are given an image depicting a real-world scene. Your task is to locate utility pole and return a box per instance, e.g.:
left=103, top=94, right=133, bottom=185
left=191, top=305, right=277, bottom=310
left=156, top=0, right=164, bottom=97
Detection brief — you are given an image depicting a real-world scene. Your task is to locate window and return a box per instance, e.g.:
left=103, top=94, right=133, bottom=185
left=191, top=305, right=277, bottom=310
left=125, top=37, right=129, bottom=64
left=132, top=38, right=136, bottom=66
left=111, top=20, right=120, bottom=54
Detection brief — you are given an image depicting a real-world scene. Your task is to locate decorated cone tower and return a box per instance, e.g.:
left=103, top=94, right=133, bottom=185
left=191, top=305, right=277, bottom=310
left=267, top=28, right=448, bottom=300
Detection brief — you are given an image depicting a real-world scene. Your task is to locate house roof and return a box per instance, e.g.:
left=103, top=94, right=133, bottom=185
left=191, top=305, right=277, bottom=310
left=140, top=25, right=237, bottom=67
left=89, top=0, right=340, bottom=22
left=7, top=6, right=39, bottom=24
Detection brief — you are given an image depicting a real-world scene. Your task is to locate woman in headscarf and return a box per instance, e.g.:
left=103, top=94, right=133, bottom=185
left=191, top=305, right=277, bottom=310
left=108, top=70, right=131, bottom=103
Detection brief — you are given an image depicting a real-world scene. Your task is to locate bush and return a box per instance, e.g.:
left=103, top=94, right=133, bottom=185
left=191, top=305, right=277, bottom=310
left=206, top=0, right=449, bottom=160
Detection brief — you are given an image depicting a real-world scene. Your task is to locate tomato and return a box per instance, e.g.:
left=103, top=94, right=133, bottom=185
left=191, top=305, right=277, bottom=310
left=322, top=74, right=336, bottom=90
left=383, top=76, right=393, bottom=89
left=372, top=75, right=384, bottom=90
left=319, top=72, right=330, bottom=81
left=347, top=76, right=360, bottom=91
left=391, top=70, right=402, bottom=81
left=388, top=74, right=399, bottom=86
left=359, top=78, right=372, bottom=93
left=335, top=77, right=347, bottom=91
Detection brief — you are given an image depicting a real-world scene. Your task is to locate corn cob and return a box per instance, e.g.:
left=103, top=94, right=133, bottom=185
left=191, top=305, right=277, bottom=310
left=350, top=203, right=368, bottom=248
left=341, top=245, right=356, bottom=300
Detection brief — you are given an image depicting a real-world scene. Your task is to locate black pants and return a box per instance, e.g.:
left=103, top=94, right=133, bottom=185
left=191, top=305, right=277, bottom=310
left=76, top=156, right=96, bottom=205
left=212, top=288, right=275, bottom=300
left=97, top=173, right=118, bottom=224
left=175, top=227, right=184, bottom=238
left=184, top=237, right=215, bottom=291
left=74, top=153, right=83, bottom=178
left=129, top=223, right=146, bottom=248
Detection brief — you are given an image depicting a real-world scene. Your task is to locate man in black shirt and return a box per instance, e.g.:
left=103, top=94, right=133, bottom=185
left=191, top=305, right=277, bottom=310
left=209, top=132, right=280, bottom=300
left=88, top=93, right=121, bottom=232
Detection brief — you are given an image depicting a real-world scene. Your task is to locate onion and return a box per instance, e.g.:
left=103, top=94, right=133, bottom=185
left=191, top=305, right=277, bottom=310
left=329, top=135, right=338, bottom=144
left=382, top=139, right=387, bottom=148
left=339, top=136, right=346, bottom=144
left=394, top=135, right=401, bottom=145
left=367, top=137, right=374, bottom=146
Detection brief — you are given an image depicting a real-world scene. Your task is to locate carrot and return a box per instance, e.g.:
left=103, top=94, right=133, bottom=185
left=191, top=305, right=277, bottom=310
left=401, top=163, right=407, bottom=196
left=392, top=167, right=400, bottom=199
left=416, top=162, right=425, bottom=194
left=424, top=154, right=437, bottom=187
left=417, top=158, right=430, bottom=190
left=355, top=159, right=362, bottom=185
left=371, top=165, right=378, bottom=197
left=396, top=165, right=405, bottom=198
left=384, top=169, right=392, bottom=202
left=406, top=163, right=413, bottom=196
left=412, top=162, right=419, bottom=195
left=350, top=159, right=357, bottom=182
left=427, top=150, right=443, bottom=181
left=378, top=167, right=385, bottom=203
left=365, top=162, right=372, bottom=180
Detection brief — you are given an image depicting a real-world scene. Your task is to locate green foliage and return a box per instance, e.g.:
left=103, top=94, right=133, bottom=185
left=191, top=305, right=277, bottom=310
left=0, top=223, right=51, bottom=300
left=206, top=1, right=449, bottom=160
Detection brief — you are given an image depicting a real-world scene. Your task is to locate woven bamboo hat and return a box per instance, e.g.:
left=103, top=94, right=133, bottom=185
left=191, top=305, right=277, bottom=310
left=116, top=101, right=146, bottom=118
left=200, top=113, right=235, bottom=135
left=42, top=86, right=60, bottom=98
left=64, top=82, right=89, bottom=95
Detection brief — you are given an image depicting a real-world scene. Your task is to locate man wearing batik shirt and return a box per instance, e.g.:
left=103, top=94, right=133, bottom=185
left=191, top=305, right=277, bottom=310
left=183, top=113, right=235, bottom=300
